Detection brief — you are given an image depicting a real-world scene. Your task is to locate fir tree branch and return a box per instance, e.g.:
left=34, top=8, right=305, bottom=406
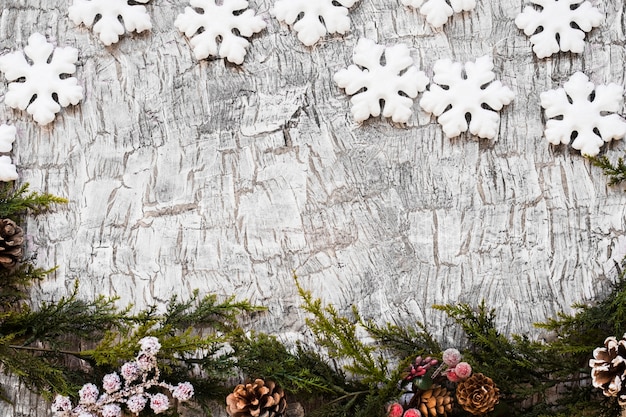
left=0, top=182, right=67, bottom=219
left=295, top=276, right=388, bottom=384
left=588, top=155, right=626, bottom=187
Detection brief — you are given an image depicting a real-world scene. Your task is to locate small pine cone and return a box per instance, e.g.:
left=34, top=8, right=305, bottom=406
left=417, top=385, right=453, bottom=417
left=0, top=219, right=23, bottom=268
left=590, top=334, right=626, bottom=404
left=226, top=379, right=287, bottom=417
left=456, top=373, right=499, bottom=416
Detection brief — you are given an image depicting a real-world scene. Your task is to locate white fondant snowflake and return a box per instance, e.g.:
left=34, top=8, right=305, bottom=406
left=175, top=0, right=266, bottom=64
left=540, top=72, right=626, bottom=156
left=0, top=33, right=83, bottom=126
left=402, top=0, right=477, bottom=28
left=272, top=0, right=359, bottom=46
left=0, top=125, right=16, bottom=153
left=515, top=0, right=602, bottom=59
left=68, top=0, right=152, bottom=46
left=334, top=38, right=428, bottom=124
left=420, top=55, right=514, bottom=139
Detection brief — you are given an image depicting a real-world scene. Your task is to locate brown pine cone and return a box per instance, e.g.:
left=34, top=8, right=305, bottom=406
left=417, top=385, right=453, bottom=417
left=455, top=373, right=499, bottom=416
left=590, top=335, right=626, bottom=404
left=226, top=379, right=287, bottom=417
left=0, top=219, right=23, bottom=268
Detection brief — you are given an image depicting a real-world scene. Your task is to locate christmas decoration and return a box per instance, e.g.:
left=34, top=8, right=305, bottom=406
left=51, top=337, right=194, bottom=417
left=401, top=0, right=477, bottom=28
left=455, top=373, right=499, bottom=415
left=0, top=125, right=17, bottom=182
left=416, top=386, right=453, bottom=417
left=540, top=71, right=626, bottom=156
left=334, top=38, right=428, bottom=123
left=175, top=0, right=266, bottom=65
left=226, top=378, right=286, bottom=417
left=0, top=33, right=83, bottom=125
left=0, top=125, right=16, bottom=153
left=0, top=219, right=23, bottom=268
left=590, top=334, right=626, bottom=404
left=420, top=55, right=514, bottom=139
left=272, top=0, right=359, bottom=46
left=68, top=0, right=152, bottom=46
left=515, top=0, right=603, bottom=59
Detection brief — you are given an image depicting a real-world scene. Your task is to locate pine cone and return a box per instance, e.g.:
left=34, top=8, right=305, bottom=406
left=455, top=373, right=499, bottom=416
left=590, top=335, right=626, bottom=404
left=226, top=379, right=287, bottom=417
left=417, top=385, right=453, bottom=417
left=0, top=219, right=23, bottom=268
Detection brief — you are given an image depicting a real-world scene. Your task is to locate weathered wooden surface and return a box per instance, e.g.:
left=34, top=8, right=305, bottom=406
left=1, top=0, right=626, bottom=414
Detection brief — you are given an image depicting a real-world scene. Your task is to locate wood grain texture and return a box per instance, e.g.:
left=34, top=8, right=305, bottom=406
left=1, top=0, right=626, bottom=414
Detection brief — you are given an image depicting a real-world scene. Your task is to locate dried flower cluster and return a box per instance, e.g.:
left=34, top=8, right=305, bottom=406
left=51, top=337, right=194, bottom=417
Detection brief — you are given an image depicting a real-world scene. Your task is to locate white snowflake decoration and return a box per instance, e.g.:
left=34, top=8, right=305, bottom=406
left=402, top=0, right=477, bottom=28
left=272, top=0, right=359, bottom=46
left=420, top=55, right=514, bottom=139
left=68, top=0, right=152, bottom=46
left=0, top=125, right=17, bottom=182
left=0, top=33, right=84, bottom=126
left=0, top=125, right=16, bottom=153
left=175, top=0, right=266, bottom=65
left=0, top=157, right=18, bottom=182
left=334, top=38, right=428, bottom=124
left=515, top=0, right=603, bottom=59
left=540, top=72, right=626, bottom=156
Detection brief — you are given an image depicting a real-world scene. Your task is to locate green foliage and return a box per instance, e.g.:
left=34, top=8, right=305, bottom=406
left=589, top=155, right=626, bottom=187
left=296, top=277, right=388, bottom=384
left=0, top=182, right=67, bottom=220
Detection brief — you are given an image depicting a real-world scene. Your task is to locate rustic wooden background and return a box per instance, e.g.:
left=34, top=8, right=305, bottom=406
left=2, top=0, right=626, bottom=415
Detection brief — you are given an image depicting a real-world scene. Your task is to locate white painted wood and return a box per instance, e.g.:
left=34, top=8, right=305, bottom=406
left=0, top=0, right=624, bottom=414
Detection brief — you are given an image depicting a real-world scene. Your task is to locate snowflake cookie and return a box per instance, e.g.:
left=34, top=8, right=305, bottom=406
left=540, top=72, right=626, bottom=156
left=0, top=33, right=83, bottom=126
left=420, top=55, right=514, bottom=140
left=334, top=39, right=428, bottom=124
left=272, top=0, right=359, bottom=46
left=175, top=0, right=266, bottom=64
left=515, top=0, right=603, bottom=59
left=68, top=0, right=152, bottom=46
left=402, top=0, right=477, bottom=28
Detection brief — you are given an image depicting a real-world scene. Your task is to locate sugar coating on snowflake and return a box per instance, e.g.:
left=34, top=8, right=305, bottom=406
left=175, top=0, right=266, bottom=64
left=0, top=125, right=16, bottom=153
left=0, top=33, right=83, bottom=125
left=540, top=72, right=626, bottom=156
left=68, top=0, right=152, bottom=46
left=515, top=0, right=603, bottom=59
left=272, top=0, right=359, bottom=46
left=334, top=38, right=428, bottom=124
left=402, top=0, right=477, bottom=28
left=420, top=55, right=514, bottom=140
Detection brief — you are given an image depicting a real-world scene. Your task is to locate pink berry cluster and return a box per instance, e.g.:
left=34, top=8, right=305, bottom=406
left=51, top=337, right=194, bottom=417
left=403, top=356, right=438, bottom=381
left=441, top=348, right=472, bottom=382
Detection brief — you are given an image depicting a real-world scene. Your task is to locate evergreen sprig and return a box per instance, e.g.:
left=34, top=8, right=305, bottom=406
left=0, top=182, right=67, bottom=219
left=588, top=155, right=626, bottom=186
left=295, top=277, right=388, bottom=384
